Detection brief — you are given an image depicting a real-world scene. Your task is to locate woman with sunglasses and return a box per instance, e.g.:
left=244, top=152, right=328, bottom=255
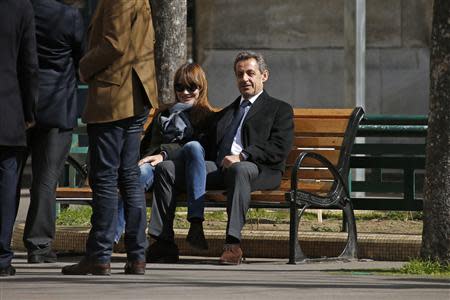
left=115, top=62, right=214, bottom=256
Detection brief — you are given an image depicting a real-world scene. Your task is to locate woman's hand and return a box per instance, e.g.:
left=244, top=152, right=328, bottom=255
left=138, top=154, right=164, bottom=166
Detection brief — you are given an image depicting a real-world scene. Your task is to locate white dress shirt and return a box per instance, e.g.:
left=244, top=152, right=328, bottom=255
left=230, top=91, right=263, bottom=155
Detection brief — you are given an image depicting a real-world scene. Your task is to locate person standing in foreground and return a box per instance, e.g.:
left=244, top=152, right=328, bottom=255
left=149, top=51, right=294, bottom=265
left=23, top=0, right=85, bottom=264
left=0, top=0, right=39, bottom=276
left=62, top=0, right=158, bottom=276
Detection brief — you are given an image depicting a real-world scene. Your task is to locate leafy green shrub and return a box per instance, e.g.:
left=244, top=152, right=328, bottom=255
left=400, top=259, right=450, bottom=276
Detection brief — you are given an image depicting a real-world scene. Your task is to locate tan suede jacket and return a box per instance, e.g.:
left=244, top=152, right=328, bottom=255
left=80, top=0, right=158, bottom=123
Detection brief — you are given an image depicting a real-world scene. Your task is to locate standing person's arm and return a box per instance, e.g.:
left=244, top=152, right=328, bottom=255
left=71, top=8, right=86, bottom=75
left=79, top=1, right=134, bottom=81
left=18, top=1, right=39, bottom=127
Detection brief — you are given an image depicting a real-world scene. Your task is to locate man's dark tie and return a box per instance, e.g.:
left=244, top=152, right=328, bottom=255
left=216, top=100, right=251, bottom=165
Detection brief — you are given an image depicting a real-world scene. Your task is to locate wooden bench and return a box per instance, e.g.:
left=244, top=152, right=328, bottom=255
left=56, top=107, right=365, bottom=264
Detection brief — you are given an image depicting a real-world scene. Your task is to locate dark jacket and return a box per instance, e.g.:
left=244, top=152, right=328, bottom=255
left=32, top=0, right=85, bottom=129
left=206, top=91, right=294, bottom=189
left=140, top=109, right=196, bottom=160
left=0, top=0, right=39, bottom=146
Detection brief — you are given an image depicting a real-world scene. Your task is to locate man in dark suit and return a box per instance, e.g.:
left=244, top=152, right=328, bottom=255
left=0, top=0, right=39, bottom=276
left=148, top=51, right=294, bottom=265
left=21, top=0, right=85, bottom=264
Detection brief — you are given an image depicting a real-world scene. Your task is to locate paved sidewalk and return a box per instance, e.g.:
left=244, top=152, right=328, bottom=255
left=1, top=253, right=449, bottom=300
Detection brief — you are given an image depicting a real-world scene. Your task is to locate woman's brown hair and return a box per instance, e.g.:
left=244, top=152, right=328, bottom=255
left=173, top=62, right=213, bottom=129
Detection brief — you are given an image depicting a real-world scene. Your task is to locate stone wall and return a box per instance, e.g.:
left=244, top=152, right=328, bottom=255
left=195, top=0, right=432, bottom=114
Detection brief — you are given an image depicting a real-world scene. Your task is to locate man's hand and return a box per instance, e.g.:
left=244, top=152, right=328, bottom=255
left=138, top=154, right=163, bottom=167
left=221, top=154, right=241, bottom=169
left=26, top=121, right=35, bottom=129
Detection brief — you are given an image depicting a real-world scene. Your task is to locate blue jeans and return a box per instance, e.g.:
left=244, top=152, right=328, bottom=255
left=85, top=112, right=148, bottom=263
left=115, top=162, right=154, bottom=243
left=149, top=141, right=206, bottom=240
left=182, top=141, right=207, bottom=220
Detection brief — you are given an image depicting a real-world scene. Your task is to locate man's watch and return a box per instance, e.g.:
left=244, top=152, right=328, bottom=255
left=239, top=151, right=249, bottom=161
left=160, top=151, right=168, bottom=160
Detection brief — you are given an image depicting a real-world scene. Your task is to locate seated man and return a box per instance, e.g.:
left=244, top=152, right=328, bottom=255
left=148, top=51, right=294, bottom=265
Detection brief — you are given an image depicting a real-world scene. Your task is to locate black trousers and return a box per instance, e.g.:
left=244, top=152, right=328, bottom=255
left=22, top=127, right=72, bottom=254
left=0, top=146, right=26, bottom=268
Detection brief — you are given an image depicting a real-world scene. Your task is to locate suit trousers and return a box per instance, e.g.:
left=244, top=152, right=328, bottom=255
left=23, top=127, right=72, bottom=254
left=149, top=141, right=209, bottom=241
left=150, top=159, right=263, bottom=242
left=0, top=147, right=26, bottom=268
left=85, top=111, right=148, bottom=264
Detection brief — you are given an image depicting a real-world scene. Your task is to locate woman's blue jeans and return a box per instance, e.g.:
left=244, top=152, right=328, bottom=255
left=148, top=141, right=207, bottom=240
left=115, top=162, right=154, bottom=242
left=182, top=141, right=207, bottom=220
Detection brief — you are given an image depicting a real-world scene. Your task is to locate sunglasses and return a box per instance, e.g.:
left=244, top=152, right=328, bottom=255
left=174, top=84, right=198, bottom=93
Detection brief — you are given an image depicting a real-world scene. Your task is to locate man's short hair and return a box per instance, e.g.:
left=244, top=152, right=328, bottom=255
left=233, top=51, right=268, bottom=74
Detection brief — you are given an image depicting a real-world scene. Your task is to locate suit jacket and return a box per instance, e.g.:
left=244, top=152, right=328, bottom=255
left=80, top=0, right=158, bottom=123
left=32, top=0, right=85, bottom=129
left=0, top=0, right=38, bottom=146
left=207, top=91, right=294, bottom=189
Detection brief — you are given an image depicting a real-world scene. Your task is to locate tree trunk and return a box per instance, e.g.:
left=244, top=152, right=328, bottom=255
left=421, top=0, right=450, bottom=265
left=150, top=0, right=187, bottom=107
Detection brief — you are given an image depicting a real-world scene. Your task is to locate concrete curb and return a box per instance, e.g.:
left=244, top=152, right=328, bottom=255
left=12, top=223, right=421, bottom=261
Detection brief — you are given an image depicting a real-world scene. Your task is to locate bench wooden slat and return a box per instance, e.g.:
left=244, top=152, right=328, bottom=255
left=279, top=179, right=333, bottom=192
left=286, top=149, right=340, bottom=166
left=283, top=168, right=334, bottom=180
left=56, top=187, right=92, bottom=198
left=56, top=181, right=333, bottom=203
left=292, top=108, right=354, bottom=118
left=293, top=136, right=344, bottom=148
left=294, top=118, right=349, bottom=135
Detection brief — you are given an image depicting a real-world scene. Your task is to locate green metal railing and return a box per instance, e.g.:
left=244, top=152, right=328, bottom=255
left=350, top=114, right=427, bottom=211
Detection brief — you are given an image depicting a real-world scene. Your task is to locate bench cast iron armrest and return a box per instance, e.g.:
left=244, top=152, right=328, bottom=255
left=290, top=151, right=349, bottom=209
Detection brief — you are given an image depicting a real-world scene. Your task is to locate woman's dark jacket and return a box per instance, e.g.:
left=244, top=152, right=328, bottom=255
left=140, top=108, right=210, bottom=160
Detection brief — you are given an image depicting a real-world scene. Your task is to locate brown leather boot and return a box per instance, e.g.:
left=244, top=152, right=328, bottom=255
left=219, top=244, right=243, bottom=265
left=124, top=261, right=146, bottom=275
left=61, top=258, right=111, bottom=275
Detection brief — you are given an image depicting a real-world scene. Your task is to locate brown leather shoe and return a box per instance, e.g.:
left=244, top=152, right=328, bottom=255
left=61, top=258, right=111, bottom=275
left=219, top=244, right=243, bottom=265
left=124, top=261, right=146, bottom=275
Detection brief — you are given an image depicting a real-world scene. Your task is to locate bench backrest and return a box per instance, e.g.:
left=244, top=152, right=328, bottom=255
left=283, top=108, right=364, bottom=194
left=145, top=107, right=364, bottom=194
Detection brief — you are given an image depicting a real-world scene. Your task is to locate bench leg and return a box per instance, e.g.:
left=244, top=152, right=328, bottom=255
left=288, top=202, right=307, bottom=264
left=338, top=200, right=358, bottom=259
